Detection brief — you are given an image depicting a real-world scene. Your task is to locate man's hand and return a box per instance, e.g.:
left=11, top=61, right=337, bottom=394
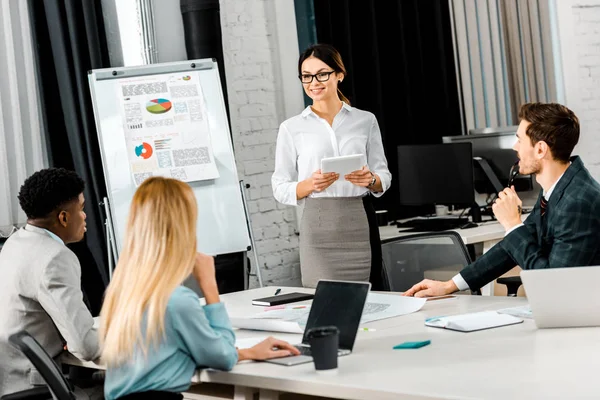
left=492, top=186, right=523, bottom=231
left=402, top=279, right=458, bottom=298
left=238, top=337, right=300, bottom=361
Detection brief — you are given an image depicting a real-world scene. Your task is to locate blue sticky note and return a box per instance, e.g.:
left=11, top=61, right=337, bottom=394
left=393, top=340, right=431, bottom=349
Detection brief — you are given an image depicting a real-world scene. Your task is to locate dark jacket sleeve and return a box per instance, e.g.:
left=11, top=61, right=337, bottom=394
left=460, top=211, right=539, bottom=291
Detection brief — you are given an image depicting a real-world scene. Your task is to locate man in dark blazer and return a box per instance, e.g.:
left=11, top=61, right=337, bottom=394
left=404, top=102, right=600, bottom=297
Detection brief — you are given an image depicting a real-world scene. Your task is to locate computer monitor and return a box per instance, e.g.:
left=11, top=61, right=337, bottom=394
left=396, top=143, right=474, bottom=207
left=442, top=131, right=533, bottom=194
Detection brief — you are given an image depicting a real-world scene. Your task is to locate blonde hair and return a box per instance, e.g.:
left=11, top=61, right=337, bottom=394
left=100, top=177, right=198, bottom=366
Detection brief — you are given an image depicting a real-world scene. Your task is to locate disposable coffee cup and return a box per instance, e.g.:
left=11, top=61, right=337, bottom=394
left=306, top=326, right=339, bottom=371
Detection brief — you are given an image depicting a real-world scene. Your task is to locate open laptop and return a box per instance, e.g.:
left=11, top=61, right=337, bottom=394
left=266, top=279, right=371, bottom=366
left=520, top=266, right=600, bottom=328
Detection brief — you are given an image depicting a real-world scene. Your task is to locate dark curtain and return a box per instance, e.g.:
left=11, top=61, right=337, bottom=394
left=180, top=0, right=230, bottom=120
left=179, top=0, right=246, bottom=292
left=312, top=1, right=463, bottom=220
left=30, top=0, right=110, bottom=315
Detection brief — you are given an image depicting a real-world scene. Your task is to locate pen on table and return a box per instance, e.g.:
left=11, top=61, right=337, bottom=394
left=360, top=327, right=376, bottom=331
left=274, top=288, right=281, bottom=296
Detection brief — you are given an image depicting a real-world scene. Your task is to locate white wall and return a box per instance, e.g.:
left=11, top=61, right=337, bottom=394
left=220, top=0, right=304, bottom=287
left=557, top=0, right=600, bottom=178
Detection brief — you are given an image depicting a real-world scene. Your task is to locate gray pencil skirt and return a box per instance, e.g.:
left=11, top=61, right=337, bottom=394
left=299, top=197, right=373, bottom=288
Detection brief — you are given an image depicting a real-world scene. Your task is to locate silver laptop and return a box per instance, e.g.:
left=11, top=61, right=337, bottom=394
left=266, top=279, right=371, bottom=366
left=520, top=266, right=600, bottom=328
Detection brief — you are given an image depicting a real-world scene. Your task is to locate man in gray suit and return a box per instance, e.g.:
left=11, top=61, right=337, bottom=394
left=0, top=168, right=100, bottom=397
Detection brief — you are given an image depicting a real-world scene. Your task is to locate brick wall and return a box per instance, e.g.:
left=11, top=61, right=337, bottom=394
left=220, top=0, right=301, bottom=287
left=572, top=1, right=600, bottom=179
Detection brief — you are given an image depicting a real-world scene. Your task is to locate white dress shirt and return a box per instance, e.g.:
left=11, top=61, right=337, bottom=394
left=272, top=103, right=392, bottom=206
left=452, top=170, right=568, bottom=291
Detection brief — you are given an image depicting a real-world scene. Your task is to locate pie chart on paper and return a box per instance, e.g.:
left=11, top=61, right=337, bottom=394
left=146, top=98, right=172, bottom=114
left=135, top=142, right=153, bottom=159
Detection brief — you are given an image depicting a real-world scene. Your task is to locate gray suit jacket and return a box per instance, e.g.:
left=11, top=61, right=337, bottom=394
left=0, top=225, right=100, bottom=396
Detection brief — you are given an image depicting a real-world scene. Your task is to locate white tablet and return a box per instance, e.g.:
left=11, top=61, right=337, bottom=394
left=321, top=154, right=365, bottom=181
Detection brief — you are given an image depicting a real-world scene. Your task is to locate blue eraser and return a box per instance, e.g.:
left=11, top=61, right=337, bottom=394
left=393, top=340, right=431, bottom=349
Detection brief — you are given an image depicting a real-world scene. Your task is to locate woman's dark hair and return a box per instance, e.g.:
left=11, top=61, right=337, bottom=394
left=518, top=102, right=580, bottom=163
left=298, top=43, right=350, bottom=105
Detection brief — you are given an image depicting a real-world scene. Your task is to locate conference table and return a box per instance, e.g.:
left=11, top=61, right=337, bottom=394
left=64, top=286, right=600, bottom=399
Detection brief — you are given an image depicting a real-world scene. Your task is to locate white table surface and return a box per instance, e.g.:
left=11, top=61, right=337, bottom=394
left=195, top=286, right=600, bottom=400
left=64, top=285, right=600, bottom=399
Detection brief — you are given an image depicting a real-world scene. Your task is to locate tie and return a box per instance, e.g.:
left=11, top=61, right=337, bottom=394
left=540, top=196, right=548, bottom=217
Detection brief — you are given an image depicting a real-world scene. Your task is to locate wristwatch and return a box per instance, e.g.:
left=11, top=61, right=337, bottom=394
left=367, top=171, right=376, bottom=188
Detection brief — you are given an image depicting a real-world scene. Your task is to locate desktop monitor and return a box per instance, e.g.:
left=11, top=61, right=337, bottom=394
left=396, top=143, right=474, bottom=207
left=442, top=131, right=533, bottom=194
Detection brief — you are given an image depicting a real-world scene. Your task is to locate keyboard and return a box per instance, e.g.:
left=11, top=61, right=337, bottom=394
left=295, top=345, right=351, bottom=356
left=396, top=218, right=469, bottom=232
left=295, top=345, right=313, bottom=356
left=497, top=305, right=533, bottom=319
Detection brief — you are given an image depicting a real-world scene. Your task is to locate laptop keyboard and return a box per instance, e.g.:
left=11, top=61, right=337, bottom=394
left=295, top=345, right=351, bottom=356
left=497, top=305, right=533, bottom=319
left=295, top=346, right=313, bottom=356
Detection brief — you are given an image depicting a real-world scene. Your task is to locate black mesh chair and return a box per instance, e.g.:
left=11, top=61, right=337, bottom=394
left=381, top=231, right=480, bottom=294
left=381, top=231, right=524, bottom=296
left=0, top=331, right=75, bottom=400
left=496, top=276, right=523, bottom=297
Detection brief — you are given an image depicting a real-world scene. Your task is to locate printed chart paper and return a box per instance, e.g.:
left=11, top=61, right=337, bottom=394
left=118, top=71, right=219, bottom=186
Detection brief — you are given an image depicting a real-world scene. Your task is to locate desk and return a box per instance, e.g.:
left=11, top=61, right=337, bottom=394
left=64, top=286, right=600, bottom=399
left=379, top=214, right=529, bottom=295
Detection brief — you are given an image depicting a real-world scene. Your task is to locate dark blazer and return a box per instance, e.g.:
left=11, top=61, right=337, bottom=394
left=461, top=156, right=600, bottom=291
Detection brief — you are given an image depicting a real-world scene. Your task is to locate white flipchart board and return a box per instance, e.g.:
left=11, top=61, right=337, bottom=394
left=88, top=59, right=251, bottom=256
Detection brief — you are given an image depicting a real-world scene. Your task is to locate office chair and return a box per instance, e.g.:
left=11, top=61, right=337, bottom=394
left=0, top=331, right=75, bottom=400
left=381, top=231, right=480, bottom=294
left=496, top=276, right=523, bottom=297
left=381, top=231, right=525, bottom=296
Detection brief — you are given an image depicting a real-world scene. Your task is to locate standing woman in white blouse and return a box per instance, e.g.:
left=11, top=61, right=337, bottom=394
left=272, top=44, right=391, bottom=289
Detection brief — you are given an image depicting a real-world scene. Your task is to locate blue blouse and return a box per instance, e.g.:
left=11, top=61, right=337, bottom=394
left=104, top=286, right=238, bottom=399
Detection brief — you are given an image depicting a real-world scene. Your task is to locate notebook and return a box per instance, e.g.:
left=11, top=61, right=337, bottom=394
left=425, top=311, right=523, bottom=332
left=252, top=292, right=314, bottom=306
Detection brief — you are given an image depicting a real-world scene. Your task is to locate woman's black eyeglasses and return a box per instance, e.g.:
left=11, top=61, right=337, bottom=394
left=299, top=71, right=336, bottom=84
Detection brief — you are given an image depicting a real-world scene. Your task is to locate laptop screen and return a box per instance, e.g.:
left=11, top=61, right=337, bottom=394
left=301, top=280, right=371, bottom=350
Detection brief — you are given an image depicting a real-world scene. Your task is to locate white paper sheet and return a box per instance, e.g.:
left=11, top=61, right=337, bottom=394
left=361, top=293, right=427, bottom=323
left=230, top=293, right=427, bottom=333
left=230, top=317, right=304, bottom=334
left=117, top=71, right=220, bottom=186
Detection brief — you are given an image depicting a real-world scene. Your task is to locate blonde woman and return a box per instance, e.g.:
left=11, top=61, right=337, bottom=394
left=100, top=177, right=299, bottom=400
